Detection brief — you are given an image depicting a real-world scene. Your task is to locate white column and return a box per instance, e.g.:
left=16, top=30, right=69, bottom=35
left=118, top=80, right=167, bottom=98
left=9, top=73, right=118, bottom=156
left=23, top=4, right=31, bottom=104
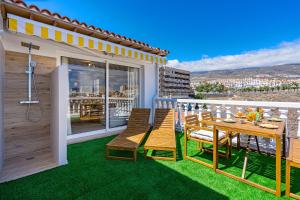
left=50, top=64, right=68, bottom=165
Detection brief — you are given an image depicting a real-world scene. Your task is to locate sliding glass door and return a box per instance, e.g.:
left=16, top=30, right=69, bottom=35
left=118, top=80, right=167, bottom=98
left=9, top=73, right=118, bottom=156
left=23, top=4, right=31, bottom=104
left=109, top=64, right=140, bottom=128
left=64, top=57, right=140, bottom=135
left=64, top=57, right=106, bottom=135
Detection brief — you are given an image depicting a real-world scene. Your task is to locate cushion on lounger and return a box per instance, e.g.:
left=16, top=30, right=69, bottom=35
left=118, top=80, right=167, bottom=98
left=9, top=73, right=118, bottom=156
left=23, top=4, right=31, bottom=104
left=190, top=129, right=226, bottom=141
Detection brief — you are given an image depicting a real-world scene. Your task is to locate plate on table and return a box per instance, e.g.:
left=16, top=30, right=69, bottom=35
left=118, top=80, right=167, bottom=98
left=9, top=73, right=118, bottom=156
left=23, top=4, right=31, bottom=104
left=259, top=123, right=279, bottom=129
left=267, top=117, right=283, bottom=122
left=223, top=119, right=237, bottom=123
left=234, top=115, right=246, bottom=118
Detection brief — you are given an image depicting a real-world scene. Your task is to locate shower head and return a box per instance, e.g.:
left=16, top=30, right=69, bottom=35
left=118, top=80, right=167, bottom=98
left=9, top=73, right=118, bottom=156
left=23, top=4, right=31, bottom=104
left=21, top=42, right=40, bottom=50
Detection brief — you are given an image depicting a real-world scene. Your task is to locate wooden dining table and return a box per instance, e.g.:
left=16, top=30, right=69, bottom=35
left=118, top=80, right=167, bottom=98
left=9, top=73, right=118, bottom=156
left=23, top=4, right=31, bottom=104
left=202, top=118, right=286, bottom=197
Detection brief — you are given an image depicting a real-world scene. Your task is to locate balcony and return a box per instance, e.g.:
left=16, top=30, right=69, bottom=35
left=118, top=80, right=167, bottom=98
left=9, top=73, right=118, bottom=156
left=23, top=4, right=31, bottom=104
left=154, top=97, right=300, bottom=153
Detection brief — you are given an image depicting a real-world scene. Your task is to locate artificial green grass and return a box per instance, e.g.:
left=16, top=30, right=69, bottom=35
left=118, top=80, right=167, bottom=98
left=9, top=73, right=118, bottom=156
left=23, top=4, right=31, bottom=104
left=0, top=132, right=299, bottom=200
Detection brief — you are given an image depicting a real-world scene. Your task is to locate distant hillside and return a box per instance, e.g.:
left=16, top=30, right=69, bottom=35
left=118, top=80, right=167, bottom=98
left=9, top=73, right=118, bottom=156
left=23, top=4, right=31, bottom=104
left=191, top=64, right=300, bottom=79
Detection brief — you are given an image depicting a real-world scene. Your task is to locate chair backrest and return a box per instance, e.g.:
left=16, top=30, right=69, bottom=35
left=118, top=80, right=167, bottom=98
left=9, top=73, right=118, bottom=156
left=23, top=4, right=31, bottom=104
left=185, top=115, right=199, bottom=127
left=202, top=112, right=213, bottom=120
left=153, top=109, right=175, bottom=131
left=289, top=139, right=300, bottom=164
left=201, top=112, right=213, bottom=127
left=127, top=108, right=151, bottom=130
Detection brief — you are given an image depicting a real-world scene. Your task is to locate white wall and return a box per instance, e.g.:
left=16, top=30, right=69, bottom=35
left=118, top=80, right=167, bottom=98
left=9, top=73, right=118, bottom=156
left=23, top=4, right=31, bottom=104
left=2, top=31, right=159, bottom=142
left=50, top=65, right=68, bottom=165
left=0, top=3, right=4, bottom=172
left=0, top=35, right=4, bottom=172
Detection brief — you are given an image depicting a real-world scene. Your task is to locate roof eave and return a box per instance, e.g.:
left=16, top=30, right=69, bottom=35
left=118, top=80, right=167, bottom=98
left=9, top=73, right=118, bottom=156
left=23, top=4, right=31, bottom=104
left=1, top=0, right=170, bottom=56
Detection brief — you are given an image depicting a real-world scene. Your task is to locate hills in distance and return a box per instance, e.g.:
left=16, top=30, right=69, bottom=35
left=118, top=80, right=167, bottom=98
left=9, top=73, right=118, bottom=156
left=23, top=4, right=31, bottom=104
left=191, top=64, right=300, bottom=79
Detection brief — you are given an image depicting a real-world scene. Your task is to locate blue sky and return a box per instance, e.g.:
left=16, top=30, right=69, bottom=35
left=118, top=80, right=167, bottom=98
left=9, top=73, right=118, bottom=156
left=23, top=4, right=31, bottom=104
left=25, top=0, right=300, bottom=71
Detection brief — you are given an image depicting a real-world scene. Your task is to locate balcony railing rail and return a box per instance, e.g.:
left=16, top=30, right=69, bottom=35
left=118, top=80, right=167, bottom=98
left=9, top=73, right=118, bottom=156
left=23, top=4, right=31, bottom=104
left=154, top=97, right=300, bottom=154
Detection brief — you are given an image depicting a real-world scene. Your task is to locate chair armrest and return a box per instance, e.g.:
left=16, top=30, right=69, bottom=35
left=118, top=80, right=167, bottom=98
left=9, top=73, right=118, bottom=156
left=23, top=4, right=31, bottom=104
left=185, top=125, right=201, bottom=130
left=199, top=127, right=214, bottom=131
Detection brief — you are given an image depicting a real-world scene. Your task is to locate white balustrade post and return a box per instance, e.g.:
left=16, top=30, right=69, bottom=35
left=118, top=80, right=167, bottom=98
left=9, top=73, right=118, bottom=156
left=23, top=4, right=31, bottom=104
left=184, top=104, right=188, bottom=118
left=279, top=109, right=288, bottom=136
left=170, top=101, right=174, bottom=109
left=236, top=107, right=242, bottom=114
left=159, top=100, right=162, bottom=108
left=176, top=103, right=182, bottom=131
left=216, top=106, right=222, bottom=122
left=263, top=108, right=271, bottom=149
left=263, top=108, right=271, bottom=118
left=198, top=105, right=203, bottom=121
left=279, top=109, right=288, bottom=120
left=207, top=105, right=212, bottom=112
left=279, top=109, right=289, bottom=154
left=226, top=106, right=232, bottom=119
left=163, top=100, right=167, bottom=109
left=191, top=104, right=195, bottom=115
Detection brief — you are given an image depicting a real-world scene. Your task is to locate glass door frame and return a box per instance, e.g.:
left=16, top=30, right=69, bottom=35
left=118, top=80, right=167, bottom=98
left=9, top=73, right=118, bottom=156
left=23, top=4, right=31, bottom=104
left=61, top=52, right=143, bottom=140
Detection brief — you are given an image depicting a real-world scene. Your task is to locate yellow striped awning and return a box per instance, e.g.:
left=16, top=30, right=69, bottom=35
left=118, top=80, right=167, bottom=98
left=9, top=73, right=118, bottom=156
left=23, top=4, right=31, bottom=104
left=7, top=14, right=167, bottom=65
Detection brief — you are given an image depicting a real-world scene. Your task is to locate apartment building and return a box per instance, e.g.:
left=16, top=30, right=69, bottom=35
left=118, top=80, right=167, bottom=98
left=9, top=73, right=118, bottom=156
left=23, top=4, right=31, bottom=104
left=159, top=66, right=192, bottom=98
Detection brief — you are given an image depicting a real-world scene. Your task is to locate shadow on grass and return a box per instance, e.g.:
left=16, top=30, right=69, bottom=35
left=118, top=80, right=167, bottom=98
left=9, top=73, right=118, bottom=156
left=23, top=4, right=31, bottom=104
left=185, top=136, right=300, bottom=194
left=0, top=134, right=228, bottom=200
left=146, top=132, right=183, bottom=161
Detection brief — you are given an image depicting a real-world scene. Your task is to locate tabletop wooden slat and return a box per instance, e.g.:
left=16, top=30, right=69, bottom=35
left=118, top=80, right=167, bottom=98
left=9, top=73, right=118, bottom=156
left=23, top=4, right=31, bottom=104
left=202, top=119, right=285, bottom=138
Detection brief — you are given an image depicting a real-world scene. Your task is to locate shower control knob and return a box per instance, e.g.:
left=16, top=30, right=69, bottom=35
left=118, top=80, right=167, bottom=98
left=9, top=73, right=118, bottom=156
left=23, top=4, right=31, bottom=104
left=30, top=61, right=37, bottom=68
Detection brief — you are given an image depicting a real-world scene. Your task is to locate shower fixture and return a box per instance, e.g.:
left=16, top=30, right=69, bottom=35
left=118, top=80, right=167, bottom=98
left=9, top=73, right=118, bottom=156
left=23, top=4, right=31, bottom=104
left=19, top=42, right=40, bottom=104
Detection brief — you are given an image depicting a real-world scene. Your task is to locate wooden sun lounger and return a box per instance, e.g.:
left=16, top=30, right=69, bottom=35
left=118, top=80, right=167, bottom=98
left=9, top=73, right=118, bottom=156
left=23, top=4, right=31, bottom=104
left=106, top=108, right=150, bottom=161
left=144, top=109, right=176, bottom=161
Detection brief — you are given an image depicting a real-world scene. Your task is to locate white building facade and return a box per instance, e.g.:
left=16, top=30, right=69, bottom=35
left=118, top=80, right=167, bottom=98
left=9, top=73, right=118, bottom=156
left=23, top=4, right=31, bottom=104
left=0, top=0, right=168, bottom=182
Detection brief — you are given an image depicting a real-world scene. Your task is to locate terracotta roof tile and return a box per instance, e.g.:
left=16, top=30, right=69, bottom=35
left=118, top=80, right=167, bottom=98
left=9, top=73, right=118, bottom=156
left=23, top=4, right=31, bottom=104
left=1, top=0, right=169, bottom=56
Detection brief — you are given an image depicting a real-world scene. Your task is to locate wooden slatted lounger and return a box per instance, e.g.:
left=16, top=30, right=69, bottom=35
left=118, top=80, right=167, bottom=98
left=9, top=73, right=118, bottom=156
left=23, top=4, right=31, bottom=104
left=106, top=108, right=150, bottom=161
left=144, top=109, right=176, bottom=161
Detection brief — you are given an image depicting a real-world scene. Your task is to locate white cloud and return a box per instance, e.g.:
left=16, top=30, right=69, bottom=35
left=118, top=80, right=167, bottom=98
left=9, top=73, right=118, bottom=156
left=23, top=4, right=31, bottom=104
left=168, top=39, right=300, bottom=72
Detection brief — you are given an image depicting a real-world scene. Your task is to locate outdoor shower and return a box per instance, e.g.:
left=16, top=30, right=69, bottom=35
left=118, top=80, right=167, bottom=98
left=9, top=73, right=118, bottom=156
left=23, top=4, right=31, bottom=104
left=19, top=42, right=42, bottom=121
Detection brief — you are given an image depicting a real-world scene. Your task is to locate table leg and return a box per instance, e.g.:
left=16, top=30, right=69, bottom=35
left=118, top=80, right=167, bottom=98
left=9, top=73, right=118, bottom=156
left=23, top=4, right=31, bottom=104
left=213, top=127, right=219, bottom=172
left=242, top=136, right=252, bottom=179
left=255, top=136, right=261, bottom=154
left=275, top=136, right=281, bottom=197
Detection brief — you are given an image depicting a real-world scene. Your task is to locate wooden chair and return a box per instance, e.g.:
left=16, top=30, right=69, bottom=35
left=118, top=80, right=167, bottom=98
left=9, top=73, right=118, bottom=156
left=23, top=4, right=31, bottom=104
left=106, top=108, right=150, bottom=161
left=286, top=138, right=300, bottom=198
left=184, top=113, right=233, bottom=168
left=201, top=112, right=240, bottom=156
left=144, top=109, right=176, bottom=161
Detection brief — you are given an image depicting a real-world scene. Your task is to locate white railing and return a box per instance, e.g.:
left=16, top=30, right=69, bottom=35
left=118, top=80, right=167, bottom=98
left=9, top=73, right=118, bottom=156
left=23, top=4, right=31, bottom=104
left=154, top=97, right=300, bottom=153
left=69, top=97, right=135, bottom=117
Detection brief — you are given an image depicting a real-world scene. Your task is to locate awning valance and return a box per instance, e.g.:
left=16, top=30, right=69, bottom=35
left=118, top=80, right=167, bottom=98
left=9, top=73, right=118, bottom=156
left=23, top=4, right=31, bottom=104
left=7, top=14, right=167, bottom=65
